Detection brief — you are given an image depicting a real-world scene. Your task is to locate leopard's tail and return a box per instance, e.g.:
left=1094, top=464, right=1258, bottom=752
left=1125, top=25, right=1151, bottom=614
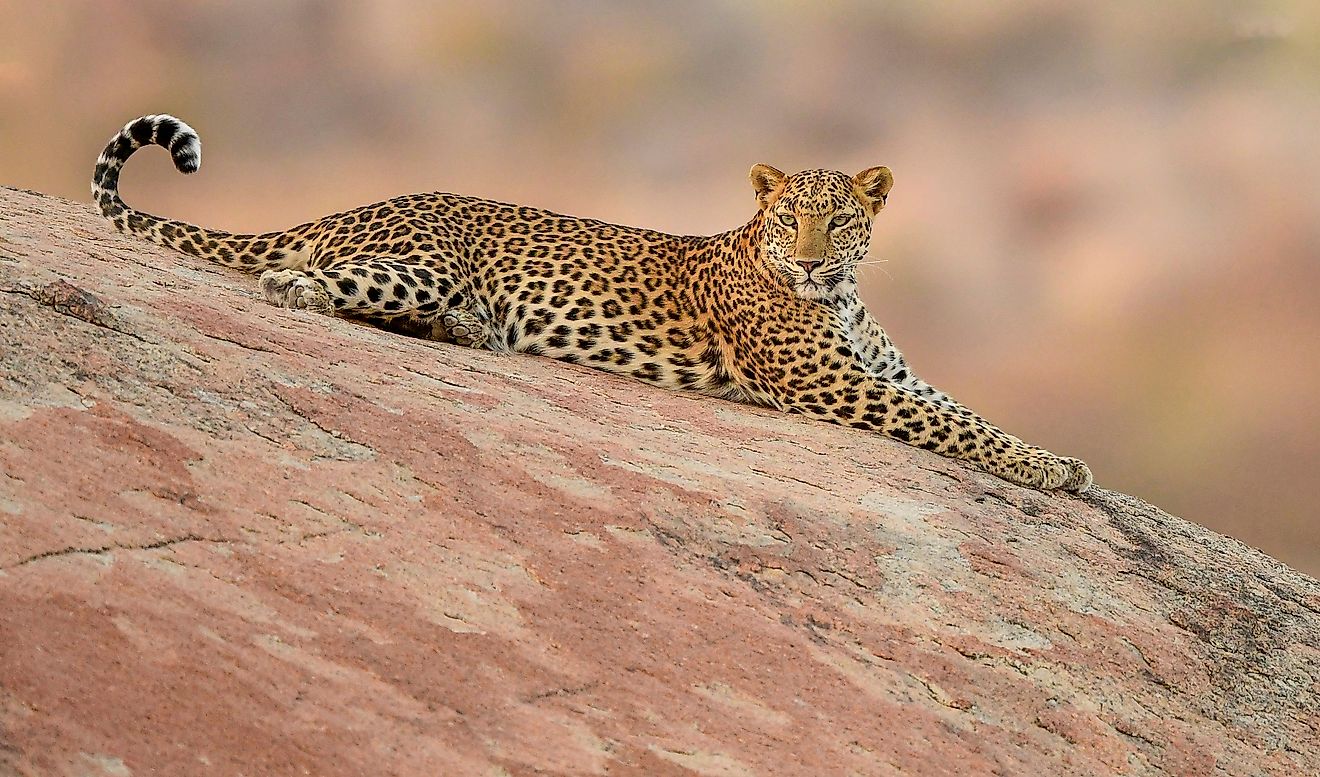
left=91, top=114, right=310, bottom=272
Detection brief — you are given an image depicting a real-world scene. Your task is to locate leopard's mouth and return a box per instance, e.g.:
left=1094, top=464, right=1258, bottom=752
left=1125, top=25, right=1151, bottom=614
left=769, top=256, right=854, bottom=300
left=793, top=269, right=855, bottom=301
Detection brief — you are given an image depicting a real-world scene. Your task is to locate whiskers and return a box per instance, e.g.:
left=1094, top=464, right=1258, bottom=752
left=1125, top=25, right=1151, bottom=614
left=855, top=256, right=893, bottom=281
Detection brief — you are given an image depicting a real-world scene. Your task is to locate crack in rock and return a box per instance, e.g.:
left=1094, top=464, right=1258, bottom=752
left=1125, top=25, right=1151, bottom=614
left=4, top=534, right=233, bottom=570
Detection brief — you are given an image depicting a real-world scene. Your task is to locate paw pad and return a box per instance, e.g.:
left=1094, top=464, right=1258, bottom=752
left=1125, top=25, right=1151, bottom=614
left=438, top=307, right=491, bottom=349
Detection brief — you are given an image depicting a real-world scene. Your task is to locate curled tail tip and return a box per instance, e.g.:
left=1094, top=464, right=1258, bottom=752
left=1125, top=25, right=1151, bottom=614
left=164, top=119, right=203, bottom=174
left=139, top=113, right=202, bottom=174
left=92, top=113, right=201, bottom=213
left=95, top=113, right=202, bottom=175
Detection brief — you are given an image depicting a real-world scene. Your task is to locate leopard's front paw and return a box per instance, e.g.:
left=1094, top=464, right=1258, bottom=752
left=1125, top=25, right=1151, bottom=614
left=260, top=270, right=333, bottom=315
left=991, top=449, right=1071, bottom=491
left=1058, top=456, right=1093, bottom=493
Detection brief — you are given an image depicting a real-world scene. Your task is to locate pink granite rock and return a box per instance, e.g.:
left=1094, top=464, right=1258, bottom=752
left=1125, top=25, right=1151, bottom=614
left=0, top=186, right=1316, bottom=776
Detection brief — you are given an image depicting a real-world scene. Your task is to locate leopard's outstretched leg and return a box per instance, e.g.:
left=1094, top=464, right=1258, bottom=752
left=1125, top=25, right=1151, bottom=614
left=852, top=325, right=1094, bottom=490
left=752, top=364, right=1089, bottom=493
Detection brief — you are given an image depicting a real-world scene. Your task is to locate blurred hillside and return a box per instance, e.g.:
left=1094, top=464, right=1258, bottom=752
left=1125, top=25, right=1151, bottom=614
left=2, top=1, right=1317, bottom=574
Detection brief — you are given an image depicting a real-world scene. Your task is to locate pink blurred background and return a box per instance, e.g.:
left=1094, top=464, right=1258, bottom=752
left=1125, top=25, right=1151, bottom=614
left=2, top=2, right=1317, bottom=575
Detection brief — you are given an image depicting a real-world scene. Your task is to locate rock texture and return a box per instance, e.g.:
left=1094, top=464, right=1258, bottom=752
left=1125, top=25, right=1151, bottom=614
left=0, top=185, right=1317, bottom=776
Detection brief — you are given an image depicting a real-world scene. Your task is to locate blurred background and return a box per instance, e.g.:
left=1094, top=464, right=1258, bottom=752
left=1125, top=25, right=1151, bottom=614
left=2, top=1, right=1316, bottom=575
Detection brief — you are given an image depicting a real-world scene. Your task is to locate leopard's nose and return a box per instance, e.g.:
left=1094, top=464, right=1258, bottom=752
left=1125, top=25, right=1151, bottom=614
left=796, top=259, right=821, bottom=274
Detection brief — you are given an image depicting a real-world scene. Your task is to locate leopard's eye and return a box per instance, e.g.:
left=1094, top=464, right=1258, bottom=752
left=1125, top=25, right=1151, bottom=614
left=777, top=213, right=796, bottom=228
left=830, top=214, right=850, bottom=229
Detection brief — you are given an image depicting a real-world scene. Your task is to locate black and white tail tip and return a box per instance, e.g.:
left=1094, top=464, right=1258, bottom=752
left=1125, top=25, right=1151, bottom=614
left=91, top=114, right=201, bottom=207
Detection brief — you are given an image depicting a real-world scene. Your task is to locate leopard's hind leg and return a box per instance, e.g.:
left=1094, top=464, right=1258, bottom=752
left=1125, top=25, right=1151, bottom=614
left=260, top=260, right=495, bottom=349
left=260, top=260, right=452, bottom=319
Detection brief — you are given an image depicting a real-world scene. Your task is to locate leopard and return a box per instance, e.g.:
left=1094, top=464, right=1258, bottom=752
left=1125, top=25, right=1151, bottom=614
left=91, top=113, right=1092, bottom=492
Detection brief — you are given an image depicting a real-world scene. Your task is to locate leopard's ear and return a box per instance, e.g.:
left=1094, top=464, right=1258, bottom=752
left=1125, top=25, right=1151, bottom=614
left=749, top=163, right=787, bottom=209
left=853, top=166, right=893, bottom=215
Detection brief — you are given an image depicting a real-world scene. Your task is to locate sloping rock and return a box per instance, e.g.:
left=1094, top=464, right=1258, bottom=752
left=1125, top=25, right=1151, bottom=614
left=0, top=185, right=1316, bottom=776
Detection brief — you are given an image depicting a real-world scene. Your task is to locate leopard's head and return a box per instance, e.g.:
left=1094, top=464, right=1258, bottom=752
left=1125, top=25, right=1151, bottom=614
left=748, top=164, right=892, bottom=302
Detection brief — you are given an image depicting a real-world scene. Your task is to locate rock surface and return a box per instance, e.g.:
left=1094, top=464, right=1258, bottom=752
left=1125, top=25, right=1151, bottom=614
left=0, top=185, right=1316, bottom=776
